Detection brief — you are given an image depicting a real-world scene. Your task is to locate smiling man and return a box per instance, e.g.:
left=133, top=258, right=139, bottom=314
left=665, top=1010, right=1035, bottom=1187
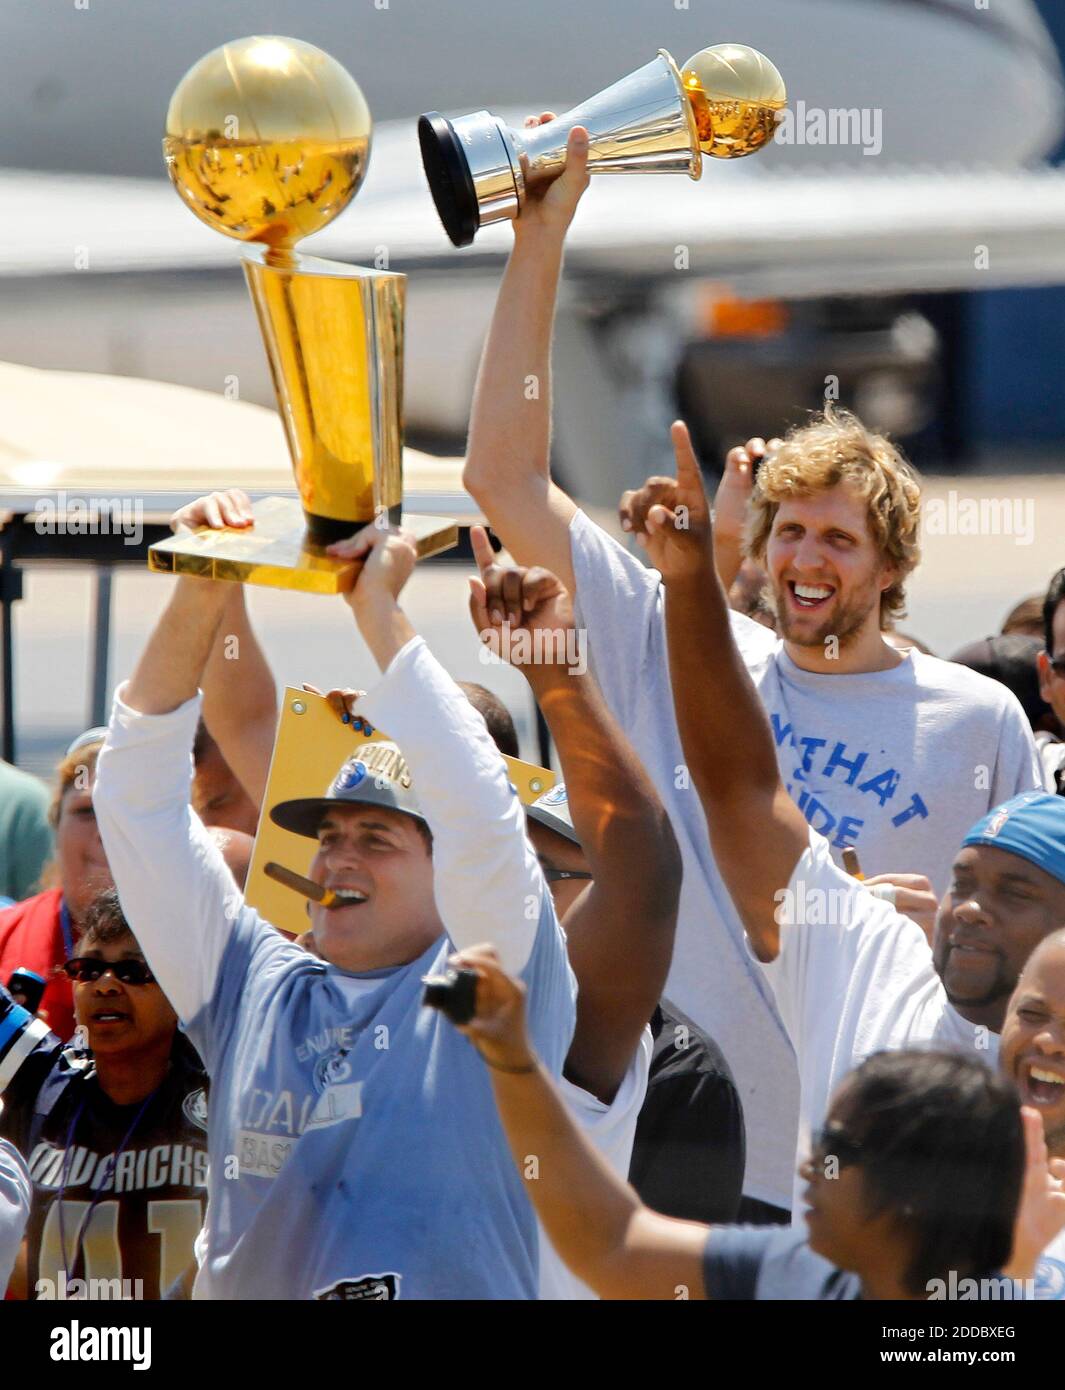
left=460, top=119, right=1041, bottom=1218
left=631, top=428, right=1065, bottom=1217
left=92, top=524, right=576, bottom=1300
left=1001, top=927, right=1065, bottom=1296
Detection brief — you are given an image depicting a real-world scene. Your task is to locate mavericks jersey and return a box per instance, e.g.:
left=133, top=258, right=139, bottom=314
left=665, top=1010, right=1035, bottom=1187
left=0, top=988, right=207, bottom=1299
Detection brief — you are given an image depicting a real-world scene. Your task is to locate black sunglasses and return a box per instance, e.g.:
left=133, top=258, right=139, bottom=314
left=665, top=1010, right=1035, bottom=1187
left=1049, top=656, right=1065, bottom=678
left=62, top=957, right=156, bottom=986
left=537, top=858, right=593, bottom=884
left=809, top=1123, right=863, bottom=1170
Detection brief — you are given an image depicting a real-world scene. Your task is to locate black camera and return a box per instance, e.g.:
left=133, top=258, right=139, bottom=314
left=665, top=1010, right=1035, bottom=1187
left=421, top=968, right=478, bottom=1025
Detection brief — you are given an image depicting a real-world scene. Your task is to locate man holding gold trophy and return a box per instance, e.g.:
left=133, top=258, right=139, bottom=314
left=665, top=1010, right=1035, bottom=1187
left=91, top=34, right=785, bottom=1298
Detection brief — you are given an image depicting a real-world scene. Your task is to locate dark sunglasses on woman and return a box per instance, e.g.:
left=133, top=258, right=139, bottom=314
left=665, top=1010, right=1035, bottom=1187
left=62, top=957, right=157, bottom=986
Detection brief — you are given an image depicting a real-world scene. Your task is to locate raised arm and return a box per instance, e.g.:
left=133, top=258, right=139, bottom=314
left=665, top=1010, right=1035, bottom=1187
left=327, top=525, right=548, bottom=978
left=461, top=121, right=590, bottom=593
left=172, top=490, right=278, bottom=810
left=92, top=574, right=248, bottom=1021
left=447, top=945, right=709, bottom=1300
left=632, top=423, right=808, bottom=960
left=468, top=526, right=679, bottom=1100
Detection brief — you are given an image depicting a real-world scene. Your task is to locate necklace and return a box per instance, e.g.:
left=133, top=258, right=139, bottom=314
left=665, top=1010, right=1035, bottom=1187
left=56, top=1083, right=156, bottom=1284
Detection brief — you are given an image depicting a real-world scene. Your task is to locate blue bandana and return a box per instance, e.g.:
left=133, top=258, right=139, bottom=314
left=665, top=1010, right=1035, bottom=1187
left=961, top=792, right=1065, bottom=888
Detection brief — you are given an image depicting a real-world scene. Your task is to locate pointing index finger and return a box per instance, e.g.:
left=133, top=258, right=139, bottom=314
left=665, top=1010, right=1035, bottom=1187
left=670, top=420, right=704, bottom=497
left=470, top=524, right=496, bottom=577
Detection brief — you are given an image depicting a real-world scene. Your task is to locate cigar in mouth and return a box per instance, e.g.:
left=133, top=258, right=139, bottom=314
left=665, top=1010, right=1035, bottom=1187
left=264, top=862, right=366, bottom=909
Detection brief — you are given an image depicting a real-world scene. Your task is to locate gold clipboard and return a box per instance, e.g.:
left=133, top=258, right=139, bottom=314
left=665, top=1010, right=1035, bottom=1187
left=245, top=686, right=556, bottom=935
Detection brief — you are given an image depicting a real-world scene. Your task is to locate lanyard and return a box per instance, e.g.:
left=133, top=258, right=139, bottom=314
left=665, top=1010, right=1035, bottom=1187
left=58, top=899, right=74, bottom=961
left=56, top=1086, right=156, bottom=1284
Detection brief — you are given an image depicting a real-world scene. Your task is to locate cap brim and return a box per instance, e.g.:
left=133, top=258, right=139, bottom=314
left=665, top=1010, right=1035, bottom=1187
left=526, top=803, right=582, bottom=847
left=270, top=786, right=428, bottom=840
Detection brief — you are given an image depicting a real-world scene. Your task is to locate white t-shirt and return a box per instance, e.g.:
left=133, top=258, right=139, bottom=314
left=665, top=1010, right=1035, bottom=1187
left=0, top=1138, right=29, bottom=1291
left=762, top=828, right=999, bottom=1217
left=539, top=1027, right=653, bottom=1300
left=570, top=509, right=1039, bottom=1208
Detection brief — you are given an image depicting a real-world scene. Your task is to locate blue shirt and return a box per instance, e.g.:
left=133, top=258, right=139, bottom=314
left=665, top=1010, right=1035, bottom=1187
left=94, top=636, right=578, bottom=1300
left=186, top=898, right=573, bottom=1299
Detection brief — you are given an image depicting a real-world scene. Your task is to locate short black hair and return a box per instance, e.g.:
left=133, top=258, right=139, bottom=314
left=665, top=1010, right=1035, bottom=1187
left=838, top=1050, right=1024, bottom=1296
left=457, top=682, right=519, bottom=758
left=1044, top=568, right=1065, bottom=656
left=78, top=888, right=140, bottom=952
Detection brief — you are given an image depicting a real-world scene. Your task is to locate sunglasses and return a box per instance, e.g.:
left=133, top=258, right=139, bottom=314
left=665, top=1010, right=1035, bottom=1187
left=537, top=858, right=593, bottom=884
left=1049, top=657, right=1065, bottom=678
left=61, top=957, right=156, bottom=986
left=809, top=1123, right=863, bottom=1170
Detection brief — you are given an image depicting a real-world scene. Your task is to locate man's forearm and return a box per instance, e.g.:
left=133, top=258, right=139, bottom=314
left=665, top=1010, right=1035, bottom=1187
left=463, top=228, right=577, bottom=584
left=200, top=587, right=278, bottom=806
left=466, top=226, right=562, bottom=492
left=351, top=593, right=417, bottom=674
left=525, top=660, right=678, bottom=1098
left=125, top=577, right=231, bottom=716
left=526, top=663, right=679, bottom=903
left=664, top=560, right=780, bottom=799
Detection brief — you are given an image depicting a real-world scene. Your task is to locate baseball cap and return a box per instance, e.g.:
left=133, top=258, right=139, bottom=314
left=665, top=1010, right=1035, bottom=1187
left=526, top=782, right=581, bottom=846
left=962, top=791, right=1065, bottom=888
left=65, top=727, right=108, bottom=758
left=270, top=741, right=427, bottom=840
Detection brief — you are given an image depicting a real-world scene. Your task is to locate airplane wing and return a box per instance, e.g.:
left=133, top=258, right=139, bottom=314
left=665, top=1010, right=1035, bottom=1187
left=6, top=128, right=1065, bottom=298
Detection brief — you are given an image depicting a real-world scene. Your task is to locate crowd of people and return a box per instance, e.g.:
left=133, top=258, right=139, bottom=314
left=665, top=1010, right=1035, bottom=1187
left=2, top=121, right=1065, bottom=1301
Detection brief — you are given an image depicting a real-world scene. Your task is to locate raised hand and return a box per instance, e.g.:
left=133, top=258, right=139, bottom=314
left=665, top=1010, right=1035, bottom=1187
left=620, top=421, right=714, bottom=584
left=326, top=522, right=419, bottom=608
left=714, top=436, right=780, bottom=548
left=1007, top=1106, right=1065, bottom=1280
left=516, top=118, right=591, bottom=239
left=301, top=682, right=374, bottom=737
left=170, top=488, right=254, bottom=534
left=467, top=525, right=578, bottom=669
left=447, top=944, right=537, bottom=1073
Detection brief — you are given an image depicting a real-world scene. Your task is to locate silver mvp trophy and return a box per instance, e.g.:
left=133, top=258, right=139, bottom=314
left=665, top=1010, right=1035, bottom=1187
left=418, top=44, right=786, bottom=247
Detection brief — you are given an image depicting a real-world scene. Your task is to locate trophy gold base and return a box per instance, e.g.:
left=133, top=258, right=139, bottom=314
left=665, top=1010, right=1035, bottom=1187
left=147, top=496, right=459, bottom=595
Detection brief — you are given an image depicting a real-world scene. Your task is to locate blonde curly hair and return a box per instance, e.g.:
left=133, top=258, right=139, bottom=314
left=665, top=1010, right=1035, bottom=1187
left=744, top=406, right=922, bottom=623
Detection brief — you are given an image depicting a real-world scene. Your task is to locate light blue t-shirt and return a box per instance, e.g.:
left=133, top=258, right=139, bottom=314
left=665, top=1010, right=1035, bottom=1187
left=187, top=896, right=574, bottom=1301
left=94, top=635, right=578, bottom=1301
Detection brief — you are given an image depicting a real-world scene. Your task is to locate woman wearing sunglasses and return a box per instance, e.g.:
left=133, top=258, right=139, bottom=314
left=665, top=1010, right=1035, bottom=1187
left=442, top=944, right=1065, bottom=1300
left=0, top=889, right=207, bottom=1300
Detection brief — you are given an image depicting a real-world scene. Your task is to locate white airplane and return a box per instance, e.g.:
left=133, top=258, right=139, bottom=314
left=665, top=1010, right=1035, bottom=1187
left=2, top=0, right=1065, bottom=753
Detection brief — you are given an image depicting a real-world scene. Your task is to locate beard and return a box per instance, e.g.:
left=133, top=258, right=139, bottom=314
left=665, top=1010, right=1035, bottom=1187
left=934, top=940, right=1014, bottom=1010
left=772, top=571, right=882, bottom=649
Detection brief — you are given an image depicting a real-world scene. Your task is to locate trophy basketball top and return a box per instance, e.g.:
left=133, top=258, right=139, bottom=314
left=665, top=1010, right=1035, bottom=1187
left=162, top=35, right=372, bottom=257
left=681, top=44, right=787, bottom=159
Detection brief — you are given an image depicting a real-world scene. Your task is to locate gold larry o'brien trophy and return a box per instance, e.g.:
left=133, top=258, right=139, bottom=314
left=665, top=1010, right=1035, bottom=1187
left=149, top=35, right=457, bottom=594
left=419, top=43, right=786, bottom=246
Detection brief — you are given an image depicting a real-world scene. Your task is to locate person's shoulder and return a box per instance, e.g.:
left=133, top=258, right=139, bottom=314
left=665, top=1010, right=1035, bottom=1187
left=0, top=760, right=49, bottom=808
left=651, top=999, right=738, bottom=1084
left=757, top=1228, right=860, bottom=1299
left=0, top=887, right=62, bottom=941
left=729, top=608, right=779, bottom=665
left=909, top=649, right=1024, bottom=711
